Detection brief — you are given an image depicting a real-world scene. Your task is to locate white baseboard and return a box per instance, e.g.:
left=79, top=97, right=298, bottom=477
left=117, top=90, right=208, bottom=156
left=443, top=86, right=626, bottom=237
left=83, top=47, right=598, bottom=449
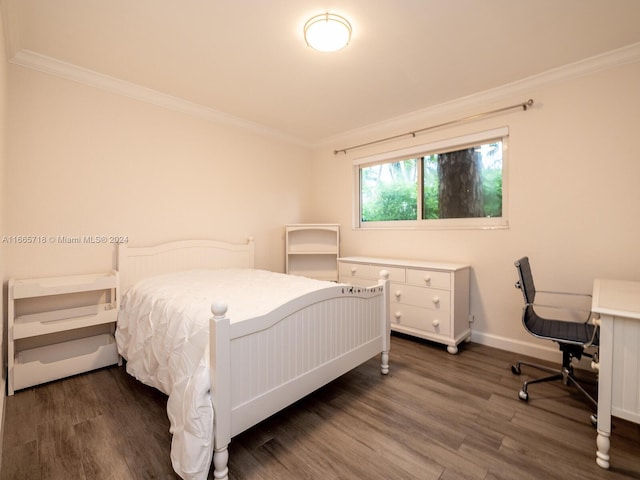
left=471, top=330, right=562, bottom=362
left=470, top=331, right=594, bottom=370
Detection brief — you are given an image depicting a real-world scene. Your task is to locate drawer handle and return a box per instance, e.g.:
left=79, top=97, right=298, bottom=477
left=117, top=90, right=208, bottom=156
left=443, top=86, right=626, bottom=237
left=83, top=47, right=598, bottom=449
left=350, top=267, right=357, bottom=275
left=394, top=312, right=402, bottom=320
left=432, top=319, right=440, bottom=327
left=395, top=290, right=402, bottom=298
left=432, top=296, right=440, bottom=305
left=424, top=275, right=431, bottom=285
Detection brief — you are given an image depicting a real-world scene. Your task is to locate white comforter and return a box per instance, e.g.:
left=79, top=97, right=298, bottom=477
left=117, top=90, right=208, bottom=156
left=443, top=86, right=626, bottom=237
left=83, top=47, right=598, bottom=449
left=115, top=269, right=336, bottom=480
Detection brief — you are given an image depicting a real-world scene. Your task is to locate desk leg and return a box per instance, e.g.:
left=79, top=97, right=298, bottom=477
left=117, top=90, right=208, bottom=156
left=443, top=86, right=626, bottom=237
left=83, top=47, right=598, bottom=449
left=595, top=314, right=613, bottom=469
left=596, top=430, right=610, bottom=469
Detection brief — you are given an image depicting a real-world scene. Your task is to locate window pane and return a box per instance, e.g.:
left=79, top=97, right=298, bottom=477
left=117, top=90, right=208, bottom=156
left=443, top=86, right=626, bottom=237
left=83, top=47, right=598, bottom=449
left=422, top=141, right=502, bottom=219
left=480, top=142, right=503, bottom=218
left=353, top=127, right=508, bottom=229
left=361, top=159, right=418, bottom=222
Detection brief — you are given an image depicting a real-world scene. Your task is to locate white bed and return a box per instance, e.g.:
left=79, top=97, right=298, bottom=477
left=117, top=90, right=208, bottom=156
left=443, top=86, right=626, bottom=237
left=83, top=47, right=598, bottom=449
left=115, top=237, right=390, bottom=480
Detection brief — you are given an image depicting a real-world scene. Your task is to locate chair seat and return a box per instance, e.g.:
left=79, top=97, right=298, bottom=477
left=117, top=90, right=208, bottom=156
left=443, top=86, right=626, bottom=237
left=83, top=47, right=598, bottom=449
left=524, top=306, right=599, bottom=346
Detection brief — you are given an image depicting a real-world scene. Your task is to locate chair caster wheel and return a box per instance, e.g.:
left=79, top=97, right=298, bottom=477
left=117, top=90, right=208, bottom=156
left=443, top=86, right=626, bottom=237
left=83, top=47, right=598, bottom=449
left=518, top=390, right=529, bottom=401
left=590, top=414, right=597, bottom=427
left=511, top=365, right=521, bottom=375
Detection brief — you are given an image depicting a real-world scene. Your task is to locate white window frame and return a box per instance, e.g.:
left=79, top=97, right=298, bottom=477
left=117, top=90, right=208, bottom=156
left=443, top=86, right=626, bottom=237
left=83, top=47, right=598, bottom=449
left=353, top=127, right=509, bottom=230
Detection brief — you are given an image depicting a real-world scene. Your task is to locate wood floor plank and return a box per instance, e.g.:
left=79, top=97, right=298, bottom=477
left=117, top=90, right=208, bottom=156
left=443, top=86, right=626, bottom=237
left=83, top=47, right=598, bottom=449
left=62, top=373, right=104, bottom=426
left=300, top=392, right=446, bottom=479
left=2, top=388, right=37, bottom=451
left=34, top=381, right=69, bottom=424
left=74, top=415, right=135, bottom=480
left=37, top=416, right=85, bottom=480
left=227, top=438, right=269, bottom=480
left=88, top=367, right=177, bottom=479
left=320, top=386, right=461, bottom=475
left=0, top=440, right=40, bottom=480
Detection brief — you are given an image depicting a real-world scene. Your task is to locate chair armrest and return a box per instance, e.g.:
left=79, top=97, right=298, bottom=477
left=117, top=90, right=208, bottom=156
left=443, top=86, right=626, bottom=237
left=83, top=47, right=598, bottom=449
left=530, top=302, right=594, bottom=323
left=533, top=289, right=593, bottom=320
left=536, top=289, right=591, bottom=299
left=532, top=302, right=591, bottom=312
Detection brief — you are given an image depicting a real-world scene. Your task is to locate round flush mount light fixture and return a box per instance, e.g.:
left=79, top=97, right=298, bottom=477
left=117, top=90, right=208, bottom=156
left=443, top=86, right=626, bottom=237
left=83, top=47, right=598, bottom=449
left=304, top=13, right=352, bottom=52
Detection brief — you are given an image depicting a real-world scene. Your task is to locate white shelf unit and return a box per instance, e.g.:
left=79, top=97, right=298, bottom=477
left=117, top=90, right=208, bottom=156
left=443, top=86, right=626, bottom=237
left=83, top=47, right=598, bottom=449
left=285, top=224, right=340, bottom=281
left=8, top=271, right=121, bottom=395
left=338, top=256, right=471, bottom=354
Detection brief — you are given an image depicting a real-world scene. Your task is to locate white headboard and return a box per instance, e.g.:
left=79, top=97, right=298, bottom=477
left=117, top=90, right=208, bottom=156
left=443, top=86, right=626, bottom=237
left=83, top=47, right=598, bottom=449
left=117, top=237, right=255, bottom=294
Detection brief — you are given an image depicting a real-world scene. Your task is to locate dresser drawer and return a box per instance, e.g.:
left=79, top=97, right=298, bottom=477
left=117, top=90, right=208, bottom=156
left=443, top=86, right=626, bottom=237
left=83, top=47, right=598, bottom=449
left=406, top=268, right=451, bottom=289
left=377, top=266, right=405, bottom=282
left=391, top=283, right=451, bottom=311
left=391, top=303, right=451, bottom=336
left=339, top=262, right=405, bottom=282
left=339, top=262, right=373, bottom=280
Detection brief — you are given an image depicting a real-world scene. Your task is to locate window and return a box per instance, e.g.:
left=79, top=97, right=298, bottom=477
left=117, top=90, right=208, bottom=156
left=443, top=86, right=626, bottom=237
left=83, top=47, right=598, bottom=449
left=354, top=127, right=508, bottom=229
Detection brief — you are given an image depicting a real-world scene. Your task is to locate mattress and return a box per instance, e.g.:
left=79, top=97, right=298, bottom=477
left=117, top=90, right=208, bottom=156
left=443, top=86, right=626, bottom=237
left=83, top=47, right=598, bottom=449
left=115, top=269, right=337, bottom=480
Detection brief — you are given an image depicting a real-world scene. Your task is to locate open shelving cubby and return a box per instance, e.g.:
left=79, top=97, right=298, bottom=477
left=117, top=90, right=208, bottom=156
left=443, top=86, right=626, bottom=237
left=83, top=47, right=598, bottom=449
left=285, top=224, right=340, bottom=282
left=8, top=271, right=121, bottom=395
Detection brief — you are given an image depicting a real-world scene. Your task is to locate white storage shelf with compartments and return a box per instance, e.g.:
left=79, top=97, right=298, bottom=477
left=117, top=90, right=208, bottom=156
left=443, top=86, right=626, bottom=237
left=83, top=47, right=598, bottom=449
left=338, top=256, right=471, bottom=354
left=285, top=224, right=339, bottom=281
left=8, top=271, right=121, bottom=395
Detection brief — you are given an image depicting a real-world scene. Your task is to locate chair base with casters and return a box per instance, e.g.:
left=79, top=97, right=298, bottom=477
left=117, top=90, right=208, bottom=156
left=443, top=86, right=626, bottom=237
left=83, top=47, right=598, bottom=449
left=512, top=257, right=599, bottom=426
left=511, top=345, right=599, bottom=426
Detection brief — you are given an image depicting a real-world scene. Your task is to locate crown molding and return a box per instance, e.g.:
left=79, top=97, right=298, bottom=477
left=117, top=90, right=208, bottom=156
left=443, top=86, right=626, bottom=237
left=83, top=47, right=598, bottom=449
left=9, top=41, right=640, bottom=152
left=317, top=41, right=640, bottom=150
left=9, top=49, right=308, bottom=148
left=0, top=0, right=21, bottom=61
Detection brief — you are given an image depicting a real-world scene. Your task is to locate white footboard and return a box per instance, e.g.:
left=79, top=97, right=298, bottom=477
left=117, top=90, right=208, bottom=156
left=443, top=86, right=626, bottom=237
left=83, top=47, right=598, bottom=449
left=210, top=276, right=390, bottom=480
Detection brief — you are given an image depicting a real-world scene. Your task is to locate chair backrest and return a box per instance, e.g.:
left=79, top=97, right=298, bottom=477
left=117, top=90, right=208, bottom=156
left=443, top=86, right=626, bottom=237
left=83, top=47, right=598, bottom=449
left=514, top=256, right=536, bottom=304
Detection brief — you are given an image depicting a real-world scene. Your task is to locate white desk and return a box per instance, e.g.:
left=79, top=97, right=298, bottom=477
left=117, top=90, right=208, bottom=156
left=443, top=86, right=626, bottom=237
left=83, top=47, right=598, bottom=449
left=591, top=278, right=640, bottom=469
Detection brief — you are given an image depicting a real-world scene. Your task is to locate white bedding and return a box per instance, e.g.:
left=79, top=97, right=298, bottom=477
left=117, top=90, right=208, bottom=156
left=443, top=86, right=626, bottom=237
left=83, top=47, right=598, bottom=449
left=115, top=269, right=338, bottom=480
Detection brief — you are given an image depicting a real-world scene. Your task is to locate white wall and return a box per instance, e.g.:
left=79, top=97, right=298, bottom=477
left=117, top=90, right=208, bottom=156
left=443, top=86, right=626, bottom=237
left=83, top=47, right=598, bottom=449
left=310, top=58, right=640, bottom=360
left=5, top=65, right=314, bottom=279
left=0, top=2, right=8, bottom=460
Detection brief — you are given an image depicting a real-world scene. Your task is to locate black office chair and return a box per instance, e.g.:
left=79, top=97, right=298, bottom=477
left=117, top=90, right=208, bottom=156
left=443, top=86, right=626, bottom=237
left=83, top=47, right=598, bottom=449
left=511, top=257, right=599, bottom=423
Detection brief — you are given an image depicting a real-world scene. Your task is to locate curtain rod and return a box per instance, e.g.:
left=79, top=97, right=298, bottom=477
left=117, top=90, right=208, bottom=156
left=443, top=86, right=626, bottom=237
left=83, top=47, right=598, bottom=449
left=333, top=98, right=534, bottom=155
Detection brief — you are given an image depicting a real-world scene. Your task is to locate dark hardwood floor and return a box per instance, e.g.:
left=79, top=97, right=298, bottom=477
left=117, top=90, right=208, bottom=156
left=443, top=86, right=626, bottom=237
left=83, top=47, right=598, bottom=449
left=2, top=334, right=639, bottom=480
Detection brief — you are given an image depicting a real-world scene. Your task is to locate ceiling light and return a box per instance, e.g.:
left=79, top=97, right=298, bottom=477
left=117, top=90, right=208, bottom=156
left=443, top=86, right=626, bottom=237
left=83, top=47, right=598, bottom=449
left=304, top=13, right=352, bottom=52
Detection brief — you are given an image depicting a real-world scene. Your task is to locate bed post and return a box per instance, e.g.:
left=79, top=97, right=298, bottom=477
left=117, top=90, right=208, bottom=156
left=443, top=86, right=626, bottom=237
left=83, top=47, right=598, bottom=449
left=210, top=301, right=231, bottom=480
left=246, top=236, right=255, bottom=268
left=116, top=242, right=129, bottom=294
left=378, top=270, right=391, bottom=375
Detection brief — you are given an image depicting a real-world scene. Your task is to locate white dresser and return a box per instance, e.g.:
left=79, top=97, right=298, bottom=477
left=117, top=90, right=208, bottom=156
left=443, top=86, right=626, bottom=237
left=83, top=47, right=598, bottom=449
left=338, top=256, right=471, bottom=354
